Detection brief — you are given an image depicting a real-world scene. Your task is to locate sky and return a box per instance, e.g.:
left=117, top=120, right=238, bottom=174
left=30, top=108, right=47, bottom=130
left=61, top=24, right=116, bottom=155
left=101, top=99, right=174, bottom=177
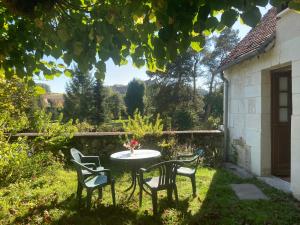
left=41, top=6, right=270, bottom=93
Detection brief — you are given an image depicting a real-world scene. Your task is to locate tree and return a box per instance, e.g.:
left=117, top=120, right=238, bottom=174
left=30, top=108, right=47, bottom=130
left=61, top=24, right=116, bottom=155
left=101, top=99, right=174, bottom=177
left=63, top=68, right=95, bottom=123
left=146, top=51, right=204, bottom=130
left=105, top=91, right=126, bottom=120
left=198, top=28, right=240, bottom=120
left=0, top=75, right=36, bottom=119
left=124, top=79, right=145, bottom=116
left=1, top=1, right=298, bottom=80
left=204, top=85, right=224, bottom=119
left=92, top=79, right=105, bottom=124
left=36, top=83, right=51, bottom=93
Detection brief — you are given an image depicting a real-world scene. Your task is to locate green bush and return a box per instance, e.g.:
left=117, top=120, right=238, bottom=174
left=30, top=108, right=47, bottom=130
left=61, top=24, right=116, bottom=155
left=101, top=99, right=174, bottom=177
left=0, top=131, right=62, bottom=186
left=75, top=120, right=95, bottom=132
left=158, top=137, right=177, bottom=160
left=122, top=110, right=163, bottom=140
left=0, top=110, right=70, bottom=186
left=0, top=136, right=28, bottom=185
left=30, top=110, right=77, bottom=153
left=173, top=109, right=196, bottom=130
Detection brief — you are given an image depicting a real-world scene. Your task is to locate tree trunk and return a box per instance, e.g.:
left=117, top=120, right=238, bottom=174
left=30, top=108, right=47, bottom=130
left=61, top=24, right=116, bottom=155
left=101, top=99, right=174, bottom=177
left=192, top=57, right=199, bottom=103
left=204, top=72, right=215, bottom=121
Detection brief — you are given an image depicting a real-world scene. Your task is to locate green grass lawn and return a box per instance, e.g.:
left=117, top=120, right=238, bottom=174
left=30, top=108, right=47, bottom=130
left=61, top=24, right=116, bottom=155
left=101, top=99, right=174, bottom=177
left=1, top=163, right=300, bottom=225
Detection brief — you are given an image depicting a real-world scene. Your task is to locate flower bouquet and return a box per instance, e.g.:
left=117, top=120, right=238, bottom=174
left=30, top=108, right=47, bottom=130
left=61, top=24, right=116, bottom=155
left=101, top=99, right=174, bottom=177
left=123, top=139, right=141, bottom=155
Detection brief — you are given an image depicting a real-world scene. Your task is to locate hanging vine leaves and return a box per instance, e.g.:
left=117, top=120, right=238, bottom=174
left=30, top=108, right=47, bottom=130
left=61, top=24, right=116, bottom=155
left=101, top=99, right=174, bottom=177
left=0, top=0, right=299, bottom=79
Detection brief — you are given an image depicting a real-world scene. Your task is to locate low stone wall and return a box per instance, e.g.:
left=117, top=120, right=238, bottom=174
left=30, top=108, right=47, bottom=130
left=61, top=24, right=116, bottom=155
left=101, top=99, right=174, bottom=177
left=71, top=130, right=224, bottom=165
left=14, top=130, right=224, bottom=166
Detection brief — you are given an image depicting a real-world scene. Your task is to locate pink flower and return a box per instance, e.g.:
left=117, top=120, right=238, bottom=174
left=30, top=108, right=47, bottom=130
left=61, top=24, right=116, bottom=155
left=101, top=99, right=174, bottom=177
left=124, top=139, right=140, bottom=150
left=130, top=139, right=139, bottom=147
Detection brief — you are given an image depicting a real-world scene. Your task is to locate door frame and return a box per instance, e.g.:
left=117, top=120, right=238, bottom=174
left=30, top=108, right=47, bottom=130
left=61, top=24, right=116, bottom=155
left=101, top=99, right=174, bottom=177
left=271, top=67, right=292, bottom=177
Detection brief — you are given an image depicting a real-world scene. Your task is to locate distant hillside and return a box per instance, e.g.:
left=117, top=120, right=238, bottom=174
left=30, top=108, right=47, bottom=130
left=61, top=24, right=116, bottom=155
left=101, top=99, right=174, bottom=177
left=109, top=84, right=128, bottom=95
left=108, top=80, right=157, bottom=95
left=40, top=93, right=64, bottom=108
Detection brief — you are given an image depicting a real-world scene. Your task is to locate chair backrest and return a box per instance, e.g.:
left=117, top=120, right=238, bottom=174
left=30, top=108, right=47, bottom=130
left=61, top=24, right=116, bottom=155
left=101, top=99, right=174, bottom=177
left=70, top=148, right=83, bottom=163
left=194, top=148, right=204, bottom=172
left=180, top=148, right=204, bottom=172
left=156, top=161, right=179, bottom=188
left=71, top=159, right=87, bottom=186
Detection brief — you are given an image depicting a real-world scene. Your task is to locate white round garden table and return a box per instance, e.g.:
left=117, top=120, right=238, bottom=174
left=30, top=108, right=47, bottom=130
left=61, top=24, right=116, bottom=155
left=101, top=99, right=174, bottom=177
left=110, top=149, right=161, bottom=200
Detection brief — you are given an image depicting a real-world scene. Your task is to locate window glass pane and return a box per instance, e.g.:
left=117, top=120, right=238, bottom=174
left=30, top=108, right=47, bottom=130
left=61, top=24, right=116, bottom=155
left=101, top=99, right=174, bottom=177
left=279, top=77, right=288, bottom=91
left=279, top=108, right=288, bottom=122
left=279, top=93, right=288, bottom=107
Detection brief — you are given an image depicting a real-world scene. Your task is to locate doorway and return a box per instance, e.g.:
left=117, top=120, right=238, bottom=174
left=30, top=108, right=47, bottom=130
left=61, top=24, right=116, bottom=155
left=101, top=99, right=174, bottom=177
left=271, top=68, right=292, bottom=178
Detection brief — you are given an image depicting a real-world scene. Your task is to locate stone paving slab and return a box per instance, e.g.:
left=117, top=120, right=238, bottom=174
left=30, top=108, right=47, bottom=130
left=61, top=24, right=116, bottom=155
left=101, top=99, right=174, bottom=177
left=258, top=176, right=291, bottom=193
left=231, top=184, right=269, bottom=200
left=224, top=163, right=254, bottom=179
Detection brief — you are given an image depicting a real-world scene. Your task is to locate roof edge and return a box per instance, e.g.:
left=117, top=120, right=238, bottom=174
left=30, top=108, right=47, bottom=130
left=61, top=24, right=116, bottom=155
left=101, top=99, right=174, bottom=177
left=216, top=33, right=276, bottom=73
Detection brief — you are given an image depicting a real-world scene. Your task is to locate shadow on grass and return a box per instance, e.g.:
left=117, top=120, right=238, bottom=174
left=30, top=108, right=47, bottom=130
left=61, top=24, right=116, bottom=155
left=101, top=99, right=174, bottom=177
left=12, top=191, right=191, bottom=225
left=182, top=169, right=300, bottom=225
left=11, top=166, right=300, bottom=225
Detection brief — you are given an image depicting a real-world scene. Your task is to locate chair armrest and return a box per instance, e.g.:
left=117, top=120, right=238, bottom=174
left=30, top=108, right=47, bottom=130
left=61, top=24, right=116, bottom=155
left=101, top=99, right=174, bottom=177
left=143, top=160, right=182, bottom=172
left=139, top=168, right=147, bottom=175
left=81, top=155, right=100, bottom=166
left=138, top=168, right=148, bottom=184
left=80, top=163, right=110, bottom=175
left=176, top=153, right=195, bottom=160
left=81, top=162, right=97, bottom=169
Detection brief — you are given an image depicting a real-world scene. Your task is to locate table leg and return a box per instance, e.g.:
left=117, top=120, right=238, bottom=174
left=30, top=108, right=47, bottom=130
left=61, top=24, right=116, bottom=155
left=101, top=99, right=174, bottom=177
left=125, top=169, right=138, bottom=201
left=124, top=170, right=135, bottom=192
left=125, top=165, right=151, bottom=201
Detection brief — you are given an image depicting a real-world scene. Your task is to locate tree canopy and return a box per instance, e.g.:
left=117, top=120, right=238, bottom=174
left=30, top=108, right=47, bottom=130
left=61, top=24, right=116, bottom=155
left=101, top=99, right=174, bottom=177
left=1, top=0, right=299, bottom=80
left=125, top=79, right=145, bottom=116
left=63, top=68, right=96, bottom=123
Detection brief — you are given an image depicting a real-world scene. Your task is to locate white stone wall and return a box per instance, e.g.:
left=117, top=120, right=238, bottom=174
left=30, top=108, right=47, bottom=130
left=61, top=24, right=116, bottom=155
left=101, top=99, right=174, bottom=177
left=291, top=60, right=300, bottom=199
left=224, top=9, right=300, bottom=199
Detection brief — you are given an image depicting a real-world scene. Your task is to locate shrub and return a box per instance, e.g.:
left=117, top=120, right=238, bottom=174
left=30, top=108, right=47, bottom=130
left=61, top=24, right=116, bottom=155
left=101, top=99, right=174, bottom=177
left=0, top=111, right=64, bottom=186
left=158, top=137, right=177, bottom=160
left=0, top=141, right=62, bottom=186
left=0, top=135, right=29, bottom=185
left=121, top=111, right=164, bottom=149
left=75, top=120, right=95, bottom=132
left=172, top=109, right=196, bottom=130
left=30, top=110, right=77, bottom=153
left=122, top=110, right=163, bottom=140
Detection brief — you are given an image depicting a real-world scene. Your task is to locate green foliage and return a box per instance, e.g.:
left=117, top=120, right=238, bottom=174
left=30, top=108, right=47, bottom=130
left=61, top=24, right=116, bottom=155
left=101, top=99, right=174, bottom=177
left=36, top=83, right=51, bottom=93
left=199, top=28, right=239, bottom=123
left=2, top=0, right=298, bottom=80
left=173, top=109, right=197, bottom=130
left=30, top=110, right=77, bottom=152
left=124, top=79, right=145, bottom=116
left=0, top=76, right=71, bottom=186
left=92, top=79, right=106, bottom=124
left=0, top=111, right=62, bottom=186
left=0, top=111, right=29, bottom=134
left=97, top=122, right=124, bottom=132
left=75, top=120, right=95, bottom=132
left=204, top=86, right=224, bottom=118
left=122, top=110, right=163, bottom=140
left=0, top=134, right=29, bottom=185
left=0, top=75, right=36, bottom=120
left=146, top=50, right=205, bottom=130
left=206, top=116, right=222, bottom=129
left=158, top=137, right=177, bottom=160
left=63, top=68, right=106, bottom=124
left=63, top=68, right=96, bottom=123
left=105, top=89, right=126, bottom=120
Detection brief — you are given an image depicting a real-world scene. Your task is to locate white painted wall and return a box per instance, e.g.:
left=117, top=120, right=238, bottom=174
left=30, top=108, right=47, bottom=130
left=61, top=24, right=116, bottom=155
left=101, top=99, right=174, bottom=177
left=224, top=9, right=300, bottom=199
left=291, top=60, right=300, bottom=199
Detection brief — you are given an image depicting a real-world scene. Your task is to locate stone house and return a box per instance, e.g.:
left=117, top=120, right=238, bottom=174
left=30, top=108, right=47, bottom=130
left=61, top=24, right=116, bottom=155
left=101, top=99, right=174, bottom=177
left=218, top=7, right=300, bottom=199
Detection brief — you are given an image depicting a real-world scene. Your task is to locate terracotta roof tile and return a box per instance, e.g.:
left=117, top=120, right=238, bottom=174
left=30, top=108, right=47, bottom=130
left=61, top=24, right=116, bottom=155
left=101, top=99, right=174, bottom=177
left=220, top=8, right=277, bottom=70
